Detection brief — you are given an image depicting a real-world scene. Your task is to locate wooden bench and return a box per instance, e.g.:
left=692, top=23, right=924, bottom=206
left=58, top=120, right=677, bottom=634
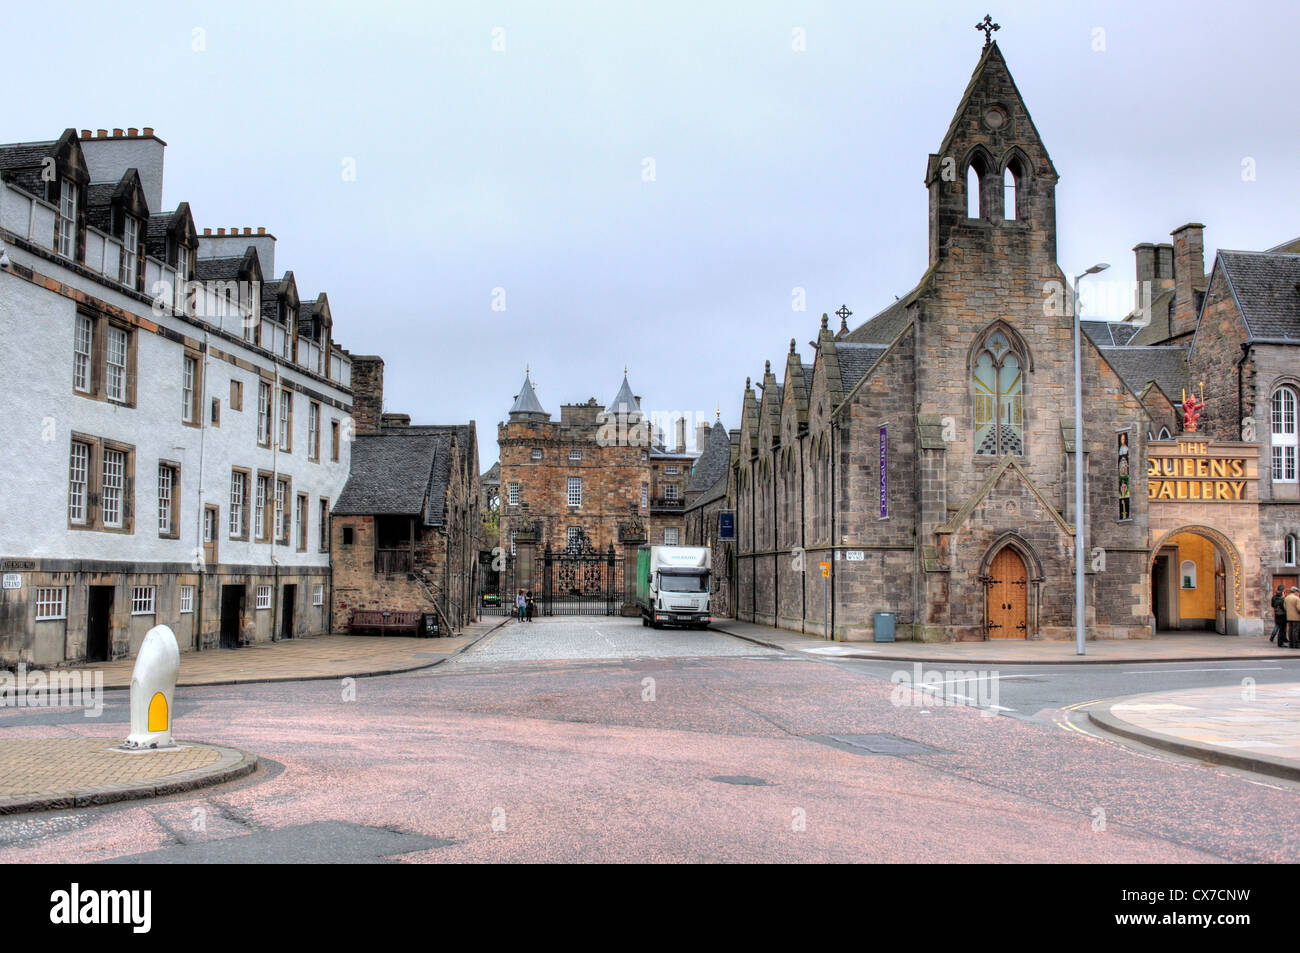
left=348, top=609, right=424, bottom=636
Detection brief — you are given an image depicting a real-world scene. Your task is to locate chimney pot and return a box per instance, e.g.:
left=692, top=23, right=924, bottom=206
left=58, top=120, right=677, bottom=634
left=80, top=129, right=91, bottom=139
left=203, top=228, right=212, bottom=236
left=244, top=227, right=252, bottom=235
left=127, top=127, right=138, bottom=137
left=217, top=228, right=225, bottom=236
left=257, top=227, right=265, bottom=235
left=142, top=127, right=154, bottom=137
left=96, top=129, right=107, bottom=138
left=112, top=128, right=123, bottom=137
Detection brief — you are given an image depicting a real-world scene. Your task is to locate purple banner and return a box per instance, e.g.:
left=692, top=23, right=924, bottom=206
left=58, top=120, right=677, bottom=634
left=879, top=425, right=888, bottom=518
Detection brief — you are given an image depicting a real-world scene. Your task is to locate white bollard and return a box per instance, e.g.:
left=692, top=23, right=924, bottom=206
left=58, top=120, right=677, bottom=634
left=122, top=624, right=180, bottom=750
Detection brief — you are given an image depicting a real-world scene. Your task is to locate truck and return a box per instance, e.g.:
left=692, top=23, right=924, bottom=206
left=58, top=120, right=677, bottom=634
left=636, top=545, right=712, bottom=629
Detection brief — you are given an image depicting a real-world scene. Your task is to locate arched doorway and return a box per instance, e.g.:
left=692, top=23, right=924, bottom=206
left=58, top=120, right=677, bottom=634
left=986, top=546, right=1029, bottom=640
left=1149, top=526, right=1244, bottom=635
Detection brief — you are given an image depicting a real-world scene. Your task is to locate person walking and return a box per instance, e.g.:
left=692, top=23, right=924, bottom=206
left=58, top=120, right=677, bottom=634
left=1286, top=587, right=1300, bottom=650
left=1271, top=585, right=1288, bottom=645
left=515, top=589, right=526, bottom=623
left=525, top=590, right=536, bottom=622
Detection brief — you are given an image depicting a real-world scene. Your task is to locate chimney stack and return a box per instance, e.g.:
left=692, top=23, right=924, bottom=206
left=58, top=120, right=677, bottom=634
left=675, top=417, right=687, bottom=454
left=1170, top=223, right=1208, bottom=338
left=696, top=420, right=710, bottom=453
left=350, top=356, right=385, bottom=436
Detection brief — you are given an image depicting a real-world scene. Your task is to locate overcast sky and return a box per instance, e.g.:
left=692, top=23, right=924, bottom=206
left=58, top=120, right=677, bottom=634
left=9, top=1, right=1298, bottom=466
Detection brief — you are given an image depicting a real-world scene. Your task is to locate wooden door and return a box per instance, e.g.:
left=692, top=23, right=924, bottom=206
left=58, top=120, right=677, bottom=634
left=987, top=548, right=1028, bottom=640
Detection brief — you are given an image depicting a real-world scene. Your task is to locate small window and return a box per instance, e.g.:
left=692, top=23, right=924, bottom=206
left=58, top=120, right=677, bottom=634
left=203, top=506, right=217, bottom=543
left=106, top=326, right=129, bottom=403
left=121, top=215, right=139, bottom=286
left=102, top=448, right=126, bottom=528
left=73, top=315, right=92, bottom=393
left=313, top=583, right=324, bottom=606
left=257, top=381, right=272, bottom=447
left=508, top=482, right=520, bottom=506
left=255, top=475, right=269, bottom=540
left=666, top=465, right=679, bottom=475
left=230, top=379, right=243, bottom=411
left=35, top=587, right=67, bottom=621
left=967, top=164, right=981, bottom=219
left=664, top=483, right=679, bottom=500
left=308, top=402, right=321, bottom=462
left=567, top=476, right=582, bottom=507
left=664, top=528, right=679, bottom=546
left=68, top=441, right=89, bottom=524
left=56, top=177, right=78, bottom=259
left=229, top=470, right=247, bottom=538
left=158, top=463, right=178, bottom=536
left=131, top=586, right=156, bottom=615
left=641, top=485, right=648, bottom=508
left=179, top=585, right=195, bottom=613
left=509, top=531, right=517, bottom=556
left=296, top=493, right=308, bottom=551
left=342, top=526, right=355, bottom=547
left=319, top=498, right=330, bottom=551
left=278, top=389, right=293, bottom=452
left=275, top=478, right=290, bottom=542
left=1003, top=167, right=1017, bottom=221
left=331, top=420, right=341, bottom=462
left=256, top=585, right=272, bottom=609
left=531, top=448, right=544, bottom=461
left=1286, top=535, right=1298, bottom=567
left=567, top=526, right=582, bottom=547
left=1180, top=560, right=1197, bottom=590
left=568, top=449, right=582, bottom=461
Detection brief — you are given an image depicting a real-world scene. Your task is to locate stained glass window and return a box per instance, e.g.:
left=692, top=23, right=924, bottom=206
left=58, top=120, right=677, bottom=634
left=974, top=331, right=1025, bottom=455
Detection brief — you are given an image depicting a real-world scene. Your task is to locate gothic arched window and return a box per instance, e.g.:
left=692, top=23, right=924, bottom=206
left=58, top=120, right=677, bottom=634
left=974, top=329, right=1025, bottom=455
left=1003, top=167, right=1017, bottom=220
left=967, top=165, right=981, bottom=219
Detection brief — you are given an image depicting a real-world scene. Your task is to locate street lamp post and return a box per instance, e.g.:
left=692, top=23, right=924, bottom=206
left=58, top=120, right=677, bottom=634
left=1073, top=263, right=1109, bottom=656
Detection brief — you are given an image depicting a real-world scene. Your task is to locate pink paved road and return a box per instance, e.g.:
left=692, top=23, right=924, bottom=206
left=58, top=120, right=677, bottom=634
left=0, top=651, right=1293, bottom=862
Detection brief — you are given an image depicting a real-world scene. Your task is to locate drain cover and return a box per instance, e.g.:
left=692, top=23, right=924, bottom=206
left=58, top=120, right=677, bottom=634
left=819, top=733, right=941, bottom=756
left=711, top=775, right=769, bottom=786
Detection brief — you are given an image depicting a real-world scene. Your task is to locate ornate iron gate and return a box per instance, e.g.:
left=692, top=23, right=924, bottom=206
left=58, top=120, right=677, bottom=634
left=543, top=533, right=616, bottom=616
left=477, top=552, right=517, bottom=616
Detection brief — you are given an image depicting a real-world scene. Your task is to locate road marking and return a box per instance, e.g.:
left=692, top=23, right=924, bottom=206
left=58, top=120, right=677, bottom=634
left=1122, top=666, right=1283, bottom=675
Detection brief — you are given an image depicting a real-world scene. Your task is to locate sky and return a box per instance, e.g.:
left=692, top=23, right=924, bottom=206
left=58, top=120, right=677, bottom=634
left=7, top=1, right=1298, bottom=467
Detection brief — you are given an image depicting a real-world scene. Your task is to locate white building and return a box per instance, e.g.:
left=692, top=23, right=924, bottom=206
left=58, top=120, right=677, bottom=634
left=0, top=127, right=355, bottom=664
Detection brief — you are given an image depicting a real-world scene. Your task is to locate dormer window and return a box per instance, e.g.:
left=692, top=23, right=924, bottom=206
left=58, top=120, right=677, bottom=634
left=121, top=215, right=139, bottom=287
left=56, top=177, right=77, bottom=259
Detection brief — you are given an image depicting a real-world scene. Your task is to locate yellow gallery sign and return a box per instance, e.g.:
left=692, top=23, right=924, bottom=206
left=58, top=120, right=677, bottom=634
left=1147, top=439, right=1256, bottom=502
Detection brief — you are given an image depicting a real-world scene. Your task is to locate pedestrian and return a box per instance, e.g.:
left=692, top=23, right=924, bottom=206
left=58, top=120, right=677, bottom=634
left=515, top=589, right=526, bottom=623
left=525, top=590, right=535, bottom=622
left=1271, top=585, right=1288, bottom=645
left=1287, top=587, right=1300, bottom=650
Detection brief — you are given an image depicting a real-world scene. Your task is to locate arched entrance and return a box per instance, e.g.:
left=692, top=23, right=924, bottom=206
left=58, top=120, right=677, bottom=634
left=1149, top=526, right=1244, bottom=636
left=985, top=546, right=1029, bottom=640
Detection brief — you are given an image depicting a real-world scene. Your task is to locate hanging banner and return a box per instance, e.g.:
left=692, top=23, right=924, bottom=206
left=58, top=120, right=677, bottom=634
left=879, top=425, right=888, bottom=519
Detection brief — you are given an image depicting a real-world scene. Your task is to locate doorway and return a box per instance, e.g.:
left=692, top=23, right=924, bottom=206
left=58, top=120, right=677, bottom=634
left=986, top=547, right=1028, bottom=640
left=220, top=585, right=244, bottom=649
left=281, top=584, right=296, bottom=639
left=86, top=586, right=114, bottom=662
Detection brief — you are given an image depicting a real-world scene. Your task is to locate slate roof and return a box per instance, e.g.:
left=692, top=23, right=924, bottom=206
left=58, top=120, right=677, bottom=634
left=835, top=342, right=889, bottom=391
left=1082, top=320, right=1140, bottom=347
left=334, top=432, right=450, bottom=523
left=1218, top=250, right=1300, bottom=340
left=844, top=296, right=910, bottom=346
left=1098, top=345, right=1190, bottom=404
left=194, top=256, right=246, bottom=280
left=481, top=461, right=500, bottom=487
left=0, top=140, right=57, bottom=170
left=510, top=371, right=547, bottom=415
left=687, top=422, right=731, bottom=495
left=605, top=374, right=641, bottom=414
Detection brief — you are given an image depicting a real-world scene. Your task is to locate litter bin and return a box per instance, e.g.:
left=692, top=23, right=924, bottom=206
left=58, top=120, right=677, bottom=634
left=422, top=613, right=440, bottom=637
left=873, top=611, right=895, bottom=642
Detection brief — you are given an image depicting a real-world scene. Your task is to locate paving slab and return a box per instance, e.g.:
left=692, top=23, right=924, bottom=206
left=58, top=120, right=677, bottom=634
left=0, top=738, right=257, bottom=815
left=1088, top=682, right=1300, bottom=781
left=710, top=618, right=1296, bottom=665
left=41, top=620, right=506, bottom=690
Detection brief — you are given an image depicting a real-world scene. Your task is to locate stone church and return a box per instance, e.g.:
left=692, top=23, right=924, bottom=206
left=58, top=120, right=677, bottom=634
left=719, top=40, right=1156, bottom=642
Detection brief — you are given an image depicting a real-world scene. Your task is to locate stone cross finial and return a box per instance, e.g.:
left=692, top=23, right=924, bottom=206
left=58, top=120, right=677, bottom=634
left=836, top=304, right=852, bottom=330
left=820, top=313, right=829, bottom=330
left=976, top=14, right=1000, bottom=47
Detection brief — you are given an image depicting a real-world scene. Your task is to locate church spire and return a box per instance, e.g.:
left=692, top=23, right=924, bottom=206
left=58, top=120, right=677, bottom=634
left=509, top=368, right=548, bottom=418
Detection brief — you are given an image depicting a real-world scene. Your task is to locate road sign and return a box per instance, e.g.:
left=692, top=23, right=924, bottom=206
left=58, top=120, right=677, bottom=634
left=819, top=561, right=830, bottom=578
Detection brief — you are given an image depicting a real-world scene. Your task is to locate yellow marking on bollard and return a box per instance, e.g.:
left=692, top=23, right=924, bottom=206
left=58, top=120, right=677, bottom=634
left=148, top=692, right=168, bottom=732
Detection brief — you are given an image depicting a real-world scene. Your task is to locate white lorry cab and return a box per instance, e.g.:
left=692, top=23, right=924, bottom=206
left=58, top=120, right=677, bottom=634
left=636, top=545, right=712, bottom=629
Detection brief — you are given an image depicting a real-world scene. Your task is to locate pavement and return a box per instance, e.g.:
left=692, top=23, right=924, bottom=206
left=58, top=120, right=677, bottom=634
left=1089, top=682, right=1300, bottom=782
left=0, top=738, right=257, bottom=815
left=56, top=618, right=506, bottom=690
left=711, top=618, right=1295, bottom=664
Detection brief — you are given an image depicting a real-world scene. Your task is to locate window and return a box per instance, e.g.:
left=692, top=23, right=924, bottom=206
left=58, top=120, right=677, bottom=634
left=179, top=585, right=194, bottom=614
left=35, top=587, right=67, bottom=621
left=102, top=448, right=125, bottom=528
left=278, top=389, right=293, bottom=451
left=275, top=479, right=289, bottom=542
left=203, top=505, right=217, bottom=542
left=56, top=177, right=77, bottom=259
left=319, top=498, right=329, bottom=551
left=509, top=531, right=517, bottom=556
left=68, top=441, right=89, bottom=524
left=230, top=379, right=243, bottom=412
left=121, top=215, right=139, bottom=287
left=1003, top=167, right=1017, bottom=221
left=641, top=484, right=648, bottom=508
left=531, top=448, right=543, bottom=461
left=230, top=470, right=248, bottom=538
left=1180, top=560, right=1197, bottom=589
left=973, top=329, right=1025, bottom=455
left=567, top=476, right=582, bottom=507
left=257, top=381, right=272, bottom=446
left=664, top=528, right=679, bottom=545
left=665, top=465, right=679, bottom=475
left=1286, top=535, right=1298, bottom=567
left=967, top=165, right=981, bottom=219
left=567, top=526, right=582, bottom=547
left=131, top=586, right=156, bottom=615
left=508, top=482, right=520, bottom=506
left=342, top=526, right=354, bottom=547
left=73, top=315, right=92, bottom=393
left=313, top=583, right=324, bottom=606
left=568, top=449, right=582, bottom=461
left=256, top=585, right=272, bottom=610
left=157, top=463, right=177, bottom=536
left=182, top=355, right=198, bottom=423
left=296, top=493, right=308, bottom=551
left=664, top=484, right=679, bottom=500
left=331, top=420, right=341, bottom=461
left=1272, top=386, right=1298, bottom=483
left=255, top=474, right=269, bottom=540
left=106, top=326, right=128, bottom=403
left=175, top=245, right=191, bottom=311
left=308, top=402, right=320, bottom=461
